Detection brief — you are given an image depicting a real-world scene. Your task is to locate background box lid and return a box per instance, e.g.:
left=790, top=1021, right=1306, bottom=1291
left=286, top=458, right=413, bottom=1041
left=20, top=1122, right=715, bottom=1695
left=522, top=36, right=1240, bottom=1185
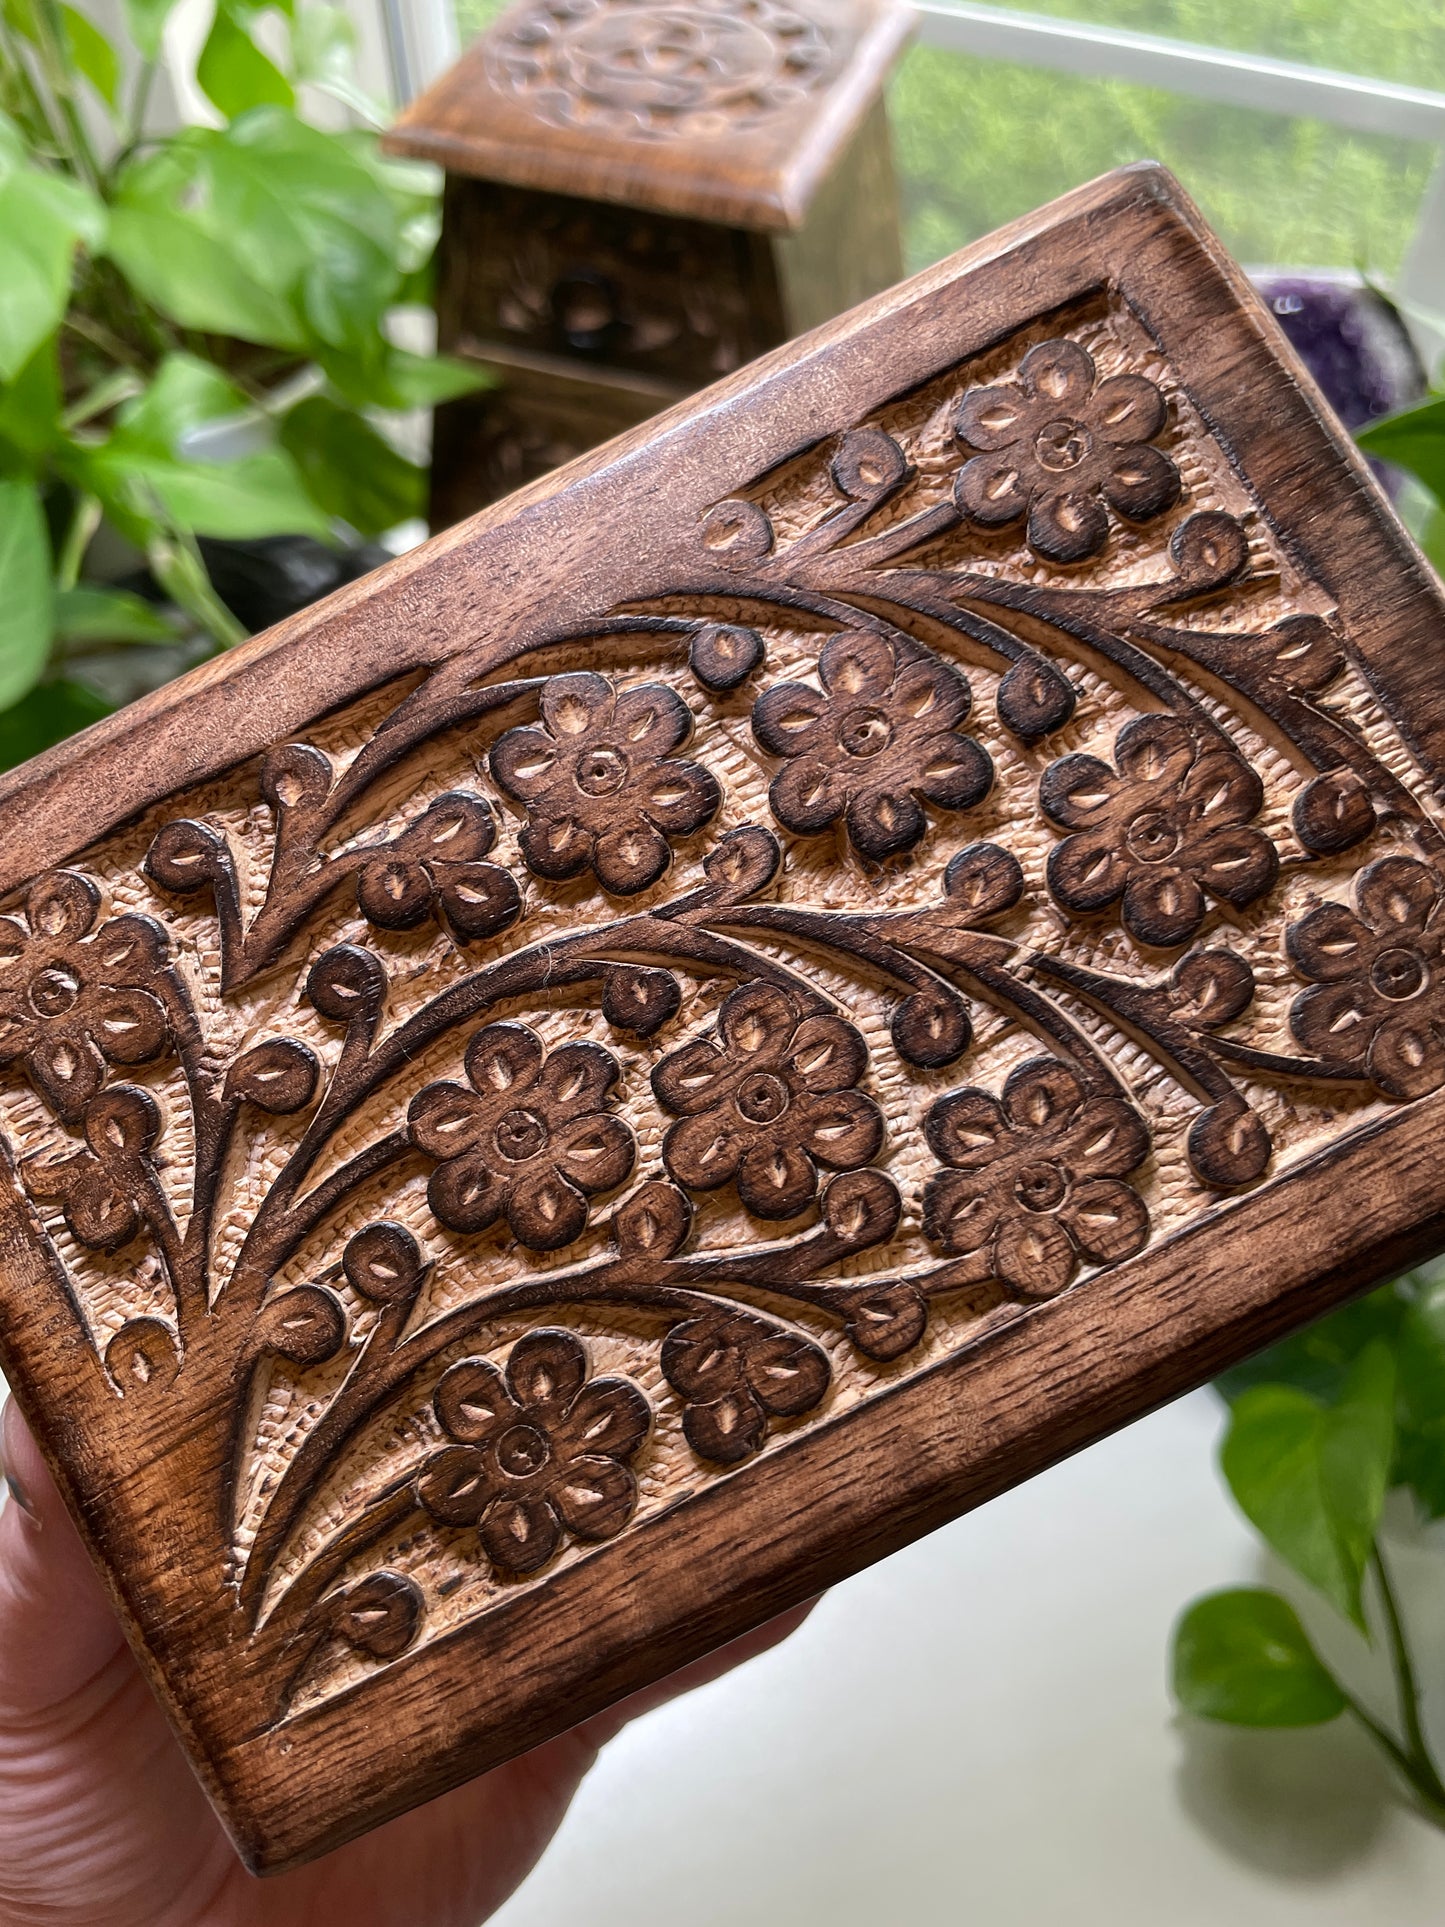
left=383, top=0, right=916, bottom=232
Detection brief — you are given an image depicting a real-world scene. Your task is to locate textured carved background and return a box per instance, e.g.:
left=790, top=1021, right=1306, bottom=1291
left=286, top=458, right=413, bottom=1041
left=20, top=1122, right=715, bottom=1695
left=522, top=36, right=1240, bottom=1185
left=2, top=286, right=1437, bottom=1724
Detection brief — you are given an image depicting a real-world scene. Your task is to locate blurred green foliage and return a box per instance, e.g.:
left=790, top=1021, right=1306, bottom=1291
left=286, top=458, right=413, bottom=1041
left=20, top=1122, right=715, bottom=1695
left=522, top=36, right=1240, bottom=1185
left=0, top=0, right=487, bottom=771
left=1359, top=394, right=1445, bottom=573
left=890, top=46, right=1432, bottom=275
left=1173, top=1269, right=1445, bottom=1830
left=975, top=0, right=1445, bottom=87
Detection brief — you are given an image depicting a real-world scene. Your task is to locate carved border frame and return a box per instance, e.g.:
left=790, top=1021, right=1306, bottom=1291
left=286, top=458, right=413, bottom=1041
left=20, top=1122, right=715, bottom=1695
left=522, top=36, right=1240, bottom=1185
left=2, top=165, right=1444, bottom=1870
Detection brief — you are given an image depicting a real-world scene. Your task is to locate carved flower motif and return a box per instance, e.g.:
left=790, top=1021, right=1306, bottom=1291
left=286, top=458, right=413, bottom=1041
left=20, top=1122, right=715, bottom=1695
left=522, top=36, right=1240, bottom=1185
left=0, top=872, right=171, bottom=1121
left=409, top=1022, right=634, bottom=1250
left=661, top=1310, right=830, bottom=1464
left=1040, top=714, right=1279, bottom=947
left=751, top=631, right=993, bottom=862
left=1287, top=854, right=1445, bottom=1099
left=416, top=1330, right=651, bottom=1574
left=357, top=792, right=521, bottom=943
left=922, top=1057, right=1150, bottom=1297
left=491, top=672, right=720, bottom=895
left=653, top=982, right=883, bottom=1219
left=22, top=1086, right=161, bottom=1252
left=955, top=338, right=1181, bottom=563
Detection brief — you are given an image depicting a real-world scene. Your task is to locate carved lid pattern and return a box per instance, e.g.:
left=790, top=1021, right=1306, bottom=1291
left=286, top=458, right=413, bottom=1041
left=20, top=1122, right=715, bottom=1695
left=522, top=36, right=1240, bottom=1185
left=2, top=304, right=1441, bottom=1739
left=486, top=0, right=836, bottom=142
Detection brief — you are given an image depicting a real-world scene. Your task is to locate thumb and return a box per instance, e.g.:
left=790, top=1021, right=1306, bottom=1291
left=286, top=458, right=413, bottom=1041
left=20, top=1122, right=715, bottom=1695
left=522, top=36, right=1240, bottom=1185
left=0, top=1399, right=125, bottom=1716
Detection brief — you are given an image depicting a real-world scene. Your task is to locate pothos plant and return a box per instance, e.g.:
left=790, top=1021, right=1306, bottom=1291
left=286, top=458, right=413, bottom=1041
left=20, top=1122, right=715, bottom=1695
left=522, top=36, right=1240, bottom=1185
left=1171, top=1271, right=1445, bottom=1830
left=1357, top=381, right=1445, bottom=577
left=0, top=0, right=484, bottom=769
left=1171, top=384, right=1445, bottom=1833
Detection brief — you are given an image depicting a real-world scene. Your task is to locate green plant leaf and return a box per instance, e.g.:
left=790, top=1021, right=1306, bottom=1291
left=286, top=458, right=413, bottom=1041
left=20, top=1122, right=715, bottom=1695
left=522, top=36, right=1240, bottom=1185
left=279, top=394, right=423, bottom=537
left=1221, top=1389, right=1349, bottom=1611
left=114, top=111, right=405, bottom=355
left=54, top=585, right=177, bottom=648
left=132, top=449, right=332, bottom=541
left=200, top=109, right=401, bottom=348
left=1396, top=1272, right=1445, bottom=1518
left=107, top=352, right=246, bottom=455
left=1322, top=1339, right=1397, bottom=1591
left=0, top=152, right=106, bottom=381
left=61, top=4, right=120, bottom=108
left=1, top=0, right=38, bottom=45
left=0, top=676, right=111, bottom=771
left=0, top=338, right=60, bottom=467
left=144, top=530, right=245, bottom=649
left=1172, top=1588, right=1347, bottom=1727
left=108, top=109, right=431, bottom=358
left=394, top=254, right=435, bottom=308
left=1358, top=396, right=1445, bottom=500
left=382, top=348, right=490, bottom=408
left=104, top=201, right=302, bottom=349
left=1216, top=1284, right=1405, bottom=1407
left=197, top=4, right=294, bottom=119
left=1221, top=1340, right=1396, bottom=1628
left=1417, top=502, right=1445, bottom=580
left=0, top=476, right=53, bottom=708
left=319, top=342, right=490, bottom=411
left=76, top=352, right=332, bottom=544
left=121, top=0, right=180, bottom=60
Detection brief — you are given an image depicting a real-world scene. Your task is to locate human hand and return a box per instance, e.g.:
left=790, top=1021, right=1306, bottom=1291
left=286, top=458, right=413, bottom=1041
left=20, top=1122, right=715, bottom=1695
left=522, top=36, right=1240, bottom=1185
left=0, top=1399, right=812, bottom=1927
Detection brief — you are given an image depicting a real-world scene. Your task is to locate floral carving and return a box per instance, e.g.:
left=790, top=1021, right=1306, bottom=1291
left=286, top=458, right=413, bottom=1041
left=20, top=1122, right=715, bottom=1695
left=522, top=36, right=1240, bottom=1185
left=22, top=1085, right=162, bottom=1252
left=1287, top=855, right=1445, bottom=1098
left=416, top=1331, right=651, bottom=1574
left=661, top=1309, right=830, bottom=1463
left=357, top=792, right=521, bottom=943
left=408, top=1023, right=635, bottom=1249
left=330, top=1572, right=423, bottom=1661
left=955, top=338, right=1180, bottom=562
left=653, top=982, right=883, bottom=1218
left=922, top=1058, right=1150, bottom=1297
left=1040, top=714, right=1279, bottom=947
left=0, top=872, right=171, bottom=1121
left=1167, top=948, right=1256, bottom=1030
left=492, top=672, right=720, bottom=894
left=751, top=631, right=993, bottom=861
left=6, top=294, right=1440, bottom=1757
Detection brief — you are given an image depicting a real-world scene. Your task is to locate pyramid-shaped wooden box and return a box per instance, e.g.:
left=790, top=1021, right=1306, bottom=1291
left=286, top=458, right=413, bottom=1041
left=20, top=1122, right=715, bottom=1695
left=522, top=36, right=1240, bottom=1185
left=2, top=165, right=1444, bottom=1872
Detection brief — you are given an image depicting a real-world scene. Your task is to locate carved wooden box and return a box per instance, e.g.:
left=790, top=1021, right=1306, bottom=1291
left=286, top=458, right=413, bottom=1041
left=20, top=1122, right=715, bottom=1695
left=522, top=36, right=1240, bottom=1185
left=3, top=164, right=1445, bottom=1874
left=385, top=0, right=913, bottom=526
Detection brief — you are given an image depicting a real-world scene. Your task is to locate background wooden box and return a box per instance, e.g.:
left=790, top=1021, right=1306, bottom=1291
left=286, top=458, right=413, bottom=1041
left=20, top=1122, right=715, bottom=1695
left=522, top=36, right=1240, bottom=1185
left=385, top=0, right=914, bottom=525
left=1, top=163, right=1443, bottom=1874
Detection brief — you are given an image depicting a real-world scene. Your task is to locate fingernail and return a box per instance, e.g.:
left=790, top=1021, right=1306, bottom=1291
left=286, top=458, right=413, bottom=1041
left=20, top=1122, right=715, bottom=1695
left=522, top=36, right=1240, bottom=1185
left=5, top=1473, right=35, bottom=1519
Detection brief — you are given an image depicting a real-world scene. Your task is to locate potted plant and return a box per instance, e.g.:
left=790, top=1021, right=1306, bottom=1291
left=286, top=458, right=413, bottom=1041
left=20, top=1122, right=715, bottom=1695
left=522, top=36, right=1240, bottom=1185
left=0, top=0, right=484, bottom=768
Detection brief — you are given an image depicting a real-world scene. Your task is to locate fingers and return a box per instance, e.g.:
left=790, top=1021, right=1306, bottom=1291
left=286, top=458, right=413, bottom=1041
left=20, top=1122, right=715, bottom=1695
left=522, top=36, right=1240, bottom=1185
left=0, top=1400, right=125, bottom=1717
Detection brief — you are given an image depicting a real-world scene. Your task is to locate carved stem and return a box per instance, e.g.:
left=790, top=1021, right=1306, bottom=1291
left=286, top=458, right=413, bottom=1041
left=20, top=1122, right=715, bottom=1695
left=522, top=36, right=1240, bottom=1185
left=222, top=919, right=838, bottom=1319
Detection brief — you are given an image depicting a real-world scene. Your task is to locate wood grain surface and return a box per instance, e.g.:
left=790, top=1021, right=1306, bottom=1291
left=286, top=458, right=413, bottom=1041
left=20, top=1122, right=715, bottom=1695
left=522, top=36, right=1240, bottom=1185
left=1, top=164, right=1444, bottom=1875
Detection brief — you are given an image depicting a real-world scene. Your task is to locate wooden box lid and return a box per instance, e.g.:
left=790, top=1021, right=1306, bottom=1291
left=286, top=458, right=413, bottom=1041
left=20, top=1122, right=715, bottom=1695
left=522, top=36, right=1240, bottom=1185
left=3, top=165, right=1445, bottom=1875
left=383, top=0, right=916, bottom=231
